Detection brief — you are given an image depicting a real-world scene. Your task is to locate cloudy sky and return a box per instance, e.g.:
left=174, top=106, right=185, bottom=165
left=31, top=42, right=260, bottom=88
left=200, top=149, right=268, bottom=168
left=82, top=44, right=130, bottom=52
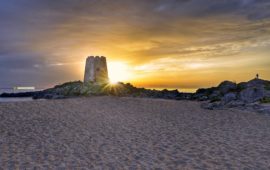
left=1, top=0, right=270, bottom=91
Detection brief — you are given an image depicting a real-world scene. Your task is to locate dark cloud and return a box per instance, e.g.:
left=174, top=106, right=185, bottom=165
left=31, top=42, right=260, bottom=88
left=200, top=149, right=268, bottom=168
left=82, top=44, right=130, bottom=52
left=0, top=54, right=82, bottom=88
left=0, top=55, right=41, bottom=69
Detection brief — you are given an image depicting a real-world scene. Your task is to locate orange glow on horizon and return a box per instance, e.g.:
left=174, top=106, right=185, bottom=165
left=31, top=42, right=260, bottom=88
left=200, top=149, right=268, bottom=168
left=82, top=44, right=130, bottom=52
left=108, top=61, right=134, bottom=83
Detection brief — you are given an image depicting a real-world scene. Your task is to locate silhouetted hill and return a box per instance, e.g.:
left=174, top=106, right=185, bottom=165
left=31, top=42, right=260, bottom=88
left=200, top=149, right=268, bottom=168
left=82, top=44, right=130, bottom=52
left=0, top=81, right=191, bottom=100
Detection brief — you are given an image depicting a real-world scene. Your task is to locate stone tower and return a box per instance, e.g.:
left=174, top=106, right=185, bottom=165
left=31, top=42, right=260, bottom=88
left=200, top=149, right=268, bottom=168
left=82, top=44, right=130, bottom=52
left=84, top=56, right=109, bottom=84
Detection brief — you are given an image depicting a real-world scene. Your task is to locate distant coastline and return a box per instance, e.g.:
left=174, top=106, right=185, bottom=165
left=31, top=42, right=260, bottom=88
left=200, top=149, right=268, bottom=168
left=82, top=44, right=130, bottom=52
left=0, top=88, right=14, bottom=95
left=0, top=87, right=196, bottom=95
left=0, top=88, right=42, bottom=102
left=0, top=88, right=42, bottom=94
left=146, top=87, right=197, bottom=93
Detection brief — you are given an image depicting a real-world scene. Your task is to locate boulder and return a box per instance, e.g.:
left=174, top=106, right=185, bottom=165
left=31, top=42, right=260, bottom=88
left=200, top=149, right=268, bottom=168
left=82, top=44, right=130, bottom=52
left=226, top=100, right=245, bottom=108
left=240, top=86, right=264, bottom=103
left=196, top=87, right=217, bottom=96
left=238, top=78, right=270, bottom=103
left=197, top=78, right=270, bottom=113
left=209, top=90, right=222, bottom=102
left=222, top=92, right=237, bottom=104
left=218, top=81, right=237, bottom=94
left=236, top=82, right=247, bottom=92
left=246, top=78, right=269, bottom=87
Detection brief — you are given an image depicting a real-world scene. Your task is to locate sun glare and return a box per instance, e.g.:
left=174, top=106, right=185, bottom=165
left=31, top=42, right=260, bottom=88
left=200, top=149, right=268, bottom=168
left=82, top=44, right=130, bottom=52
left=108, top=62, right=132, bottom=84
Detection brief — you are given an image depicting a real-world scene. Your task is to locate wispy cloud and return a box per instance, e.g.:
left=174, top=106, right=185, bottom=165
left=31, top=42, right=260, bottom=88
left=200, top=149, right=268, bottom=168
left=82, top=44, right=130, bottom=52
left=0, top=0, right=270, bottom=88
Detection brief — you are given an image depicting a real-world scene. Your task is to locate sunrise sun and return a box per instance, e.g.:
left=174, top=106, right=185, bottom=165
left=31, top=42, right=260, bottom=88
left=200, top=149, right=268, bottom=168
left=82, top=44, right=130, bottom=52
left=108, top=61, right=132, bottom=84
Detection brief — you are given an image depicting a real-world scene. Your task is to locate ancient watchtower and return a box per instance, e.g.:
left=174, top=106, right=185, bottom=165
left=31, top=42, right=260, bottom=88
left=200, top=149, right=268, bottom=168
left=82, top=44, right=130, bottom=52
left=84, top=56, right=109, bottom=83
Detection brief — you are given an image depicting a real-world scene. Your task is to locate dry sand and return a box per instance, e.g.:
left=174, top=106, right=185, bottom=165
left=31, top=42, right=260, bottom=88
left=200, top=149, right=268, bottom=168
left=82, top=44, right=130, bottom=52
left=0, top=96, right=270, bottom=169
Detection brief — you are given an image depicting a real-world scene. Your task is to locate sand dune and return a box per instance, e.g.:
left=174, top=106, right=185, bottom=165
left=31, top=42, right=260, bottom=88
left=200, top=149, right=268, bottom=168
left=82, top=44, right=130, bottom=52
left=0, top=97, right=270, bottom=169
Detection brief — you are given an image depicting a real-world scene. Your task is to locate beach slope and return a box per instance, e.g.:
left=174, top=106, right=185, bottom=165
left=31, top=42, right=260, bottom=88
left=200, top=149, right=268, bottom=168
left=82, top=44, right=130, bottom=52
left=0, top=97, right=270, bottom=169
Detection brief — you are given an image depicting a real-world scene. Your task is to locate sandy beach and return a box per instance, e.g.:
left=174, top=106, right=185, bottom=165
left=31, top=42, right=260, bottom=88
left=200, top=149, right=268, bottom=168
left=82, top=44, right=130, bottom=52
left=0, top=97, right=270, bottom=169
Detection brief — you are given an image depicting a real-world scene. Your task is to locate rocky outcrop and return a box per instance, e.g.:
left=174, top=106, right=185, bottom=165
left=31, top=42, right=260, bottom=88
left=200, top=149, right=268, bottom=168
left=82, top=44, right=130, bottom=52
left=196, top=78, right=270, bottom=113
left=1, top=81, right=192, bottom=100
left=239, top=79, right=270, bottom=103
left=222, top=92, right=237, bottom=104
left=218, top=81, right=237, bottom=95
left=239, top=87, right=264, bottom=103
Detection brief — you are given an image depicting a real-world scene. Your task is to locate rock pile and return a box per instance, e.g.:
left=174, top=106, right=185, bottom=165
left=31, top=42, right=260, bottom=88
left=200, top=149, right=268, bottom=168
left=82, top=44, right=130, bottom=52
left=196, top=78, right=270, bottom=113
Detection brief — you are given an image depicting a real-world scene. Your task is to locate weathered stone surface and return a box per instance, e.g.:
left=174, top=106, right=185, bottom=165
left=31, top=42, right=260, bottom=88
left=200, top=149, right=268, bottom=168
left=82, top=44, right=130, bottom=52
left=240, top=87, right=264, bottom=103
left=218, top=81, right=237, bottom=94
left=237, top=82, right=248, bottom=91
left=222, top=92, right=237, bottom=104
left=209, top=90, right=221, bottom=99
left=226, top=100, right=245, bottom=108
left=197, top=78, right=270, bottom=113
left=84, top=56, right=109, bottom=83
left=247, top=78, right=269, bottom=87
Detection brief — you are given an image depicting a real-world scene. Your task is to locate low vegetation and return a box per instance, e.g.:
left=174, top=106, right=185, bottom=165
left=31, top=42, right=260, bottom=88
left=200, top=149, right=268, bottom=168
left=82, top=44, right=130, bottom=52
left=260, top=97, right=270, bottom=104
left=28, top=81, right=190, bottom=100
left=210, top=96, right=221, bottom=103
left=265, top=84, right=270, bottom=91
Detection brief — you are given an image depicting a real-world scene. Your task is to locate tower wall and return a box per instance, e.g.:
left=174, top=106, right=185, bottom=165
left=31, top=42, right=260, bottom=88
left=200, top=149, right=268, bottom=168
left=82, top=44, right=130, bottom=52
left=84, top=56, right=109, bottom=83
